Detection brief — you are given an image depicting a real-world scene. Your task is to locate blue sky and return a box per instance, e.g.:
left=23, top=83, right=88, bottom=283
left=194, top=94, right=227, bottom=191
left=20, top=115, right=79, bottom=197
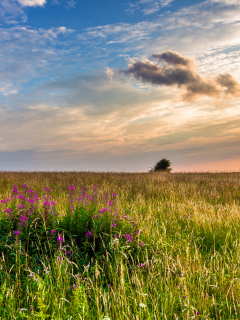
left=0, top=0, right=240, bottom=171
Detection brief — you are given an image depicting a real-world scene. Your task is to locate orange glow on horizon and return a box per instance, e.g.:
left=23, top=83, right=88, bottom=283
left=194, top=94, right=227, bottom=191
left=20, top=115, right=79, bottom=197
left=174, top=158, right=240, bottom=172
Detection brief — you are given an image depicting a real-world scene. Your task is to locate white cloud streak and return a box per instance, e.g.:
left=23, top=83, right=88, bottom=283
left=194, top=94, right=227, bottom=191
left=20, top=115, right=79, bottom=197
left=126, top=0, right=174, bottom=15
left=17, top=0, right=46, bottom=6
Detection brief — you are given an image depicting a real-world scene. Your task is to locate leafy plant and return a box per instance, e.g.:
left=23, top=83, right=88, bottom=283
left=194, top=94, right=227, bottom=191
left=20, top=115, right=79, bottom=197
left=150, top=158, right=172, bottom=172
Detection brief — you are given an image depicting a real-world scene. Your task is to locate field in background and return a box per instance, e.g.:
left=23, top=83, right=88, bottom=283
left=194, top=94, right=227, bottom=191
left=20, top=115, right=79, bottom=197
left=0, top=171, right=240, bottom=319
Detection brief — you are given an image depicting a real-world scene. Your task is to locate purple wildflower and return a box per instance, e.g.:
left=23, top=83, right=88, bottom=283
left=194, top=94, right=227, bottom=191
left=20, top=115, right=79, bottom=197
left=66, top=251, right=71, bottom=255
left=57, top=236, right=64, bottom=243
left=51, top=230, right=55, bottom=234
left=15, top=230, right=20, bottom=235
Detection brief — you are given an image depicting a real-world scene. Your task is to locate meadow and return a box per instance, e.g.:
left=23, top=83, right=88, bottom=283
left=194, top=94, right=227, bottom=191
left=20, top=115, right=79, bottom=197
left=0, top=171, right=240, bottom=320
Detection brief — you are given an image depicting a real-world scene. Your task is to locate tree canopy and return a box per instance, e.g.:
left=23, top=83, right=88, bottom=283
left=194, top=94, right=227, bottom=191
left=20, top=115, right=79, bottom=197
left=150, top=158, right=172, bottom=172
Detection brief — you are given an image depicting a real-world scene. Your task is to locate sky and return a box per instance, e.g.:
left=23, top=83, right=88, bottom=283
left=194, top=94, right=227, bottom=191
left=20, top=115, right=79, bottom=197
left=0, top=0, right=240, bottom=172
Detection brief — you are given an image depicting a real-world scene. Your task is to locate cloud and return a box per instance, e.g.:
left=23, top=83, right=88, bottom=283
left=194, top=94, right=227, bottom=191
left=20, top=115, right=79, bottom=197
left=66, top=0, right=76, bottom=8
left=17, top=0, right=46, bottom=6
left=121, top=50, right=240, bottom=101
left=105, top=67, right=114, bottom=81
left=126, top=0, right=174, bottom=15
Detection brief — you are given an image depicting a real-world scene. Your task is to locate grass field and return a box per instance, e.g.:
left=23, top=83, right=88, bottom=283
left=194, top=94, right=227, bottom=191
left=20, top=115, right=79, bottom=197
left=0, top=171, right=240, bottom=320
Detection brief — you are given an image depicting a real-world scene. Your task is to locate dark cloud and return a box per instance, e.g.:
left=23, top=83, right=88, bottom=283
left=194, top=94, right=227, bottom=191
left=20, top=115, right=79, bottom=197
left=152, top=51, right=194, bottom=67
left=216, top=73, right=240, bottom=95
left=121, top=50, right=240, bottom=101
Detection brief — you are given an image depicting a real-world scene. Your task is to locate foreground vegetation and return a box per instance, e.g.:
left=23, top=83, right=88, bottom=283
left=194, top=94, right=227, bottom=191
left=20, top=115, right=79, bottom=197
left=0, top=171, right=240, bottom=320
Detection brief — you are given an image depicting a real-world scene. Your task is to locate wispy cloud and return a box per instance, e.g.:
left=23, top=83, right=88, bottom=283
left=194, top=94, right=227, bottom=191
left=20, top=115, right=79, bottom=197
left=126, top=0, right=174, bottom=15
left=0, top=25, right=75, bottom=96
left=51, top=0, right=76, bottom=8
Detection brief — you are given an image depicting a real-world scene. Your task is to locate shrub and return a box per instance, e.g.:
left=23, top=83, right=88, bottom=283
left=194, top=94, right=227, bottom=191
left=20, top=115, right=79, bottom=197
left=150, top=158, right=172, bottom=172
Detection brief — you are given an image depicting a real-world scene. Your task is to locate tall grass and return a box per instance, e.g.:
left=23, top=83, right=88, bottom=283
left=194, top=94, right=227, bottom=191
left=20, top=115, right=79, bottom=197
left=0, top=171, right=240, bottom=319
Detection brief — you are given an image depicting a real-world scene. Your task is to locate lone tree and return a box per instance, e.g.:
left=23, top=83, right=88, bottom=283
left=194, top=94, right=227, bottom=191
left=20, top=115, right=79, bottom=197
left=150, top=158, right=172, bottom=172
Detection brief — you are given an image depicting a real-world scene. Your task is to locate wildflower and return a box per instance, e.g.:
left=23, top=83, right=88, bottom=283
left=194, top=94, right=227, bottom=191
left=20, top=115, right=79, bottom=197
left=57, top=236, right=64, bottom=243
left=86, top=231, right=91, bottom=236
left=44, top=187, right=50, bottom=192
left=141, top=264, right=145, bottom=267
left=89, top=197, right=92, bottom=201
left=57, top=257, right=63, bottom=260
left=138, top=242, right=143, bottom=246
left=70, top=205, right=75, bottom=210
left=4, top=208, right=12, bottom=213
left=77, top=198, right=82, bottom=201
left=197, top=312, right=200, bottom=315
left=52, top=201, right=57, bottom=205
left=51, top=230, right=55, bottom=234
left=68, top=185, right=75, bottom=191
left=15, top=230, right=20, bottom=235
left=66, top=251, right=71, bottom=255
left=44, top=201, right=51, bottom=207
left=93, top=186, right=97, bottom=189
left=109, top=201, right=113, bottom=206
left=107, top=284, right=110, bottom=287
left=15, top=241, right=19, bottom=245
left=184, top=296, right=187, bottom=298
left=21, top=216, right=28, bottom=222
left=203, top=295, right=206, bottom=298
left=17, top=204, right=25, bottom=209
